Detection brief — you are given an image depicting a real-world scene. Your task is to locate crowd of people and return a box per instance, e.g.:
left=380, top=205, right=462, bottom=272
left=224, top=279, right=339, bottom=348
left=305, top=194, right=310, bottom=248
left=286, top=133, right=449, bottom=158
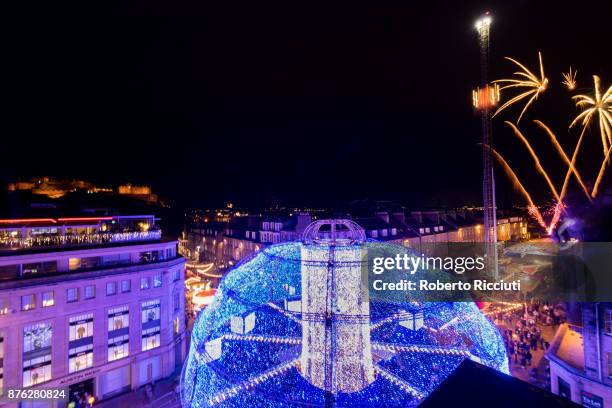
left=492, top=301, right=566, bottom=389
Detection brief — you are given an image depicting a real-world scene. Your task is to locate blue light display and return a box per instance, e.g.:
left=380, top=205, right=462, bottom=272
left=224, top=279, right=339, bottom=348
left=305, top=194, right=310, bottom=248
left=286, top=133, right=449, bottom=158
left=181, top=241, right=508, bottom=407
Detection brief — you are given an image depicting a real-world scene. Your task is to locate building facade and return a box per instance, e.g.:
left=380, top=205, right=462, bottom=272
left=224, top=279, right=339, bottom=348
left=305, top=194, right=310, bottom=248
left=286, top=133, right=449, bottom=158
left=180, top=209, right=528, bottom=271
left=547, top=303, right=612, bottom=406
left=0, top=215, right=186, bottom=407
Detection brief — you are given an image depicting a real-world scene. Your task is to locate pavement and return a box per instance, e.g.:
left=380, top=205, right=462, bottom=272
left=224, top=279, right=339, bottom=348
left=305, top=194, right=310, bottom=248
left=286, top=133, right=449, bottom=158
left=95, top=373, right=181, bottom=408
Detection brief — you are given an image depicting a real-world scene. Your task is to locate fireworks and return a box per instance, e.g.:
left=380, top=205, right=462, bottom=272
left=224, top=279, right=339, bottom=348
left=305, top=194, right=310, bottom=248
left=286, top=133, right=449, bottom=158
left=567, top=75, right=612, bottom=198
left=482, top=144, right=546, bottom=228
left=493, top=52, right=548, bottom=123
left=533, top=120, right=591, bottom=202
left=505, top=121, right=560, bottom=202
left=592, top=144, right=612, bottom=198
left=570, top=75, right=612, bottom=162
left=562, top=68, right=577, bottom=91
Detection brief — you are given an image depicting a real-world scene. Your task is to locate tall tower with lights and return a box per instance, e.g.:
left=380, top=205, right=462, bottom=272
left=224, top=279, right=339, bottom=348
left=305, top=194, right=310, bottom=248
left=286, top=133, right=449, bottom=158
left=473, top=12, right=499, bottom=278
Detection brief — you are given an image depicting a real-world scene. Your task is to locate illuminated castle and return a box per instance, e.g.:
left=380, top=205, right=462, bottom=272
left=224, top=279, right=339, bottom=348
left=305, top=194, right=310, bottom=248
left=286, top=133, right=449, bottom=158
left=181, top=220, right=508, bottom=407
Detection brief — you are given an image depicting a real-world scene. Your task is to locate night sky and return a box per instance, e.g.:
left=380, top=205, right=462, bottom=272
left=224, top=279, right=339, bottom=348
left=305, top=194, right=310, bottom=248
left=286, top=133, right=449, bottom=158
left=4, top=2, right=611, bottom=209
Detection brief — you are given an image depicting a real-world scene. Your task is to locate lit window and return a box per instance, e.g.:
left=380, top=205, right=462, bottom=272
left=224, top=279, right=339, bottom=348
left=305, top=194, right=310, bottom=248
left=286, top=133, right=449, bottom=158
left=106, top=282, right=117, bottom=296
left=23, top=322, right=53, bottom=387
left=140, top=277, right=150, bottom=290
left=108, top=335, right=129, bottom=362
left=69, top=313, right=94, bottom=340
left=173, top=316, right=180, bottom=335
left=142, top=328, right=160, bottom=351
left=67, top=288, right=79, bottom=303
left=0, top=299, right=7, bottom=315
left=141, top=300, right=161, bottom=351
left=153, top=274, right=162, bottom=288
left=69, top=344, right=93, bottom=373
left=121, top=280, right=131, bottom=293
left=23, top=322, right=52, bottom=352
left=85, top=285, right=96, bottom=299
left=21, top=294, right=36, bottom=311
left=42, top=291, right=54, bottom=307
left=108, top=305, right=129, bottom=331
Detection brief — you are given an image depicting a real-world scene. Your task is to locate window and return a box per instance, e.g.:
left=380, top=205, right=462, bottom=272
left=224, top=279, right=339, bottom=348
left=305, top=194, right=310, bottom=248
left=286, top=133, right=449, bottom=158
left=23, top=322, right=52, bottom=352
left=172, top=269, right=180, bottom=282
left=0, top=335, right=3, bottom=393
left=23, top=355, right=52, bottom=387
left=140, top=277, right=150, bottom=290
left=69, top=313, right=94, bottom=341
left=67, top=288, right=79, bottom=303
left=558, top=376, right=571, bottom=399
left=607, top=353, right=612, bottom=379
left=42, top=291, right=54, bottom=307
left=21, top=294, right=36, bottom=311
left=153, top=274, right=162, bottom=288
left=23, top=322, right=52, bottom=387
left=121, top=280, right=131, bottom=293
left=141, top=300, right=161, bottom=351
left=106, top=282, right=117, bottom=296
left=0, top=299, right=7, bottom=315
left=22, top=261, right=57, bottom=275
left=605, top=309, right=612, bottom=335
left=173, top=316, right=180, bottom=335
left=69, top=344, right=93, bottom=373
left=174, top=292, right=180, bottom=312
left=142, top=300, right=161, bottom=323
left=85, top=285, right=96, bottom=299
left=108, top=306, right=129, bottom=362
left=142, top=327, right=160, bottom=351
left=108, top=335, right=129, bottom=362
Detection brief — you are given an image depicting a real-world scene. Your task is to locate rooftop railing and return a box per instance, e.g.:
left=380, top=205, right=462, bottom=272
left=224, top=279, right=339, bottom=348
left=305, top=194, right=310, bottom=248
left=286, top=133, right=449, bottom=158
left=0, top=230, right=162, bottom=251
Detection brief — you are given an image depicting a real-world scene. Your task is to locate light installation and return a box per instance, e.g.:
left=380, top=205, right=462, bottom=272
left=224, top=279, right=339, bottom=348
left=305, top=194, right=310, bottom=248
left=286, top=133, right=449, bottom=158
left=181, top=220, right=508, bottom=407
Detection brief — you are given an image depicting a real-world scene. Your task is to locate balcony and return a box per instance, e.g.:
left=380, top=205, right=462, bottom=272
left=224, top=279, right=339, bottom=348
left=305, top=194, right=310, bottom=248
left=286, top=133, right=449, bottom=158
left=0, top=230, right=162, bottom=252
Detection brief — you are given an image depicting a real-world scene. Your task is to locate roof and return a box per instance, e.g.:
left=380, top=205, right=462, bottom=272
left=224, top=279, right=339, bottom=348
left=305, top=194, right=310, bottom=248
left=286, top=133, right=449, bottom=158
left=546, top=324, right=585, bottom=371
left=421, top=360, right=579, bottom=407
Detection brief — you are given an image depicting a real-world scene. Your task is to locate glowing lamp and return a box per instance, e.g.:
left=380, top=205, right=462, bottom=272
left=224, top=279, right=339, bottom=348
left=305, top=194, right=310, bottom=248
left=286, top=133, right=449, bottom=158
left=203, top=338, right=222, bottom=362
left=473, top=84, right=500, bottom=110
left=230, top=312, right=256, bottom=334
left=399, top=310, right=424, bottom=331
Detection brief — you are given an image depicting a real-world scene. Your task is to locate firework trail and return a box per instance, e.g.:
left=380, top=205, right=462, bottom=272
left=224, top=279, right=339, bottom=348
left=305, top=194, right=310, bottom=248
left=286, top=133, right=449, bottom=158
left=505, top=121, right=560, bottom=202
left=592, top=144, right=612, bottom=198
left=482, top=144, right=547, bottom=228
left=533, top=120, right=592, bottom=202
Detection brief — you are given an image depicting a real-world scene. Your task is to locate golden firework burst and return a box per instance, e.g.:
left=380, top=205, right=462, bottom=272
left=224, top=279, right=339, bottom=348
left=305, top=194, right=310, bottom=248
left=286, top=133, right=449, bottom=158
left=493, top=52, right=548, bottom=123
left=570, top=75, right=612, bottom=161
left=562, top=67, right=577, bottom=91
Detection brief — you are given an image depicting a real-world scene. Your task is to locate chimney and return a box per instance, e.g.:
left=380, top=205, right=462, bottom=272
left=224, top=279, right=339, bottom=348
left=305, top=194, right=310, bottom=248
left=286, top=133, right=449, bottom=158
left=392, top=211, right=405, bottom=224
left=376, top=212, right=389, bottom=223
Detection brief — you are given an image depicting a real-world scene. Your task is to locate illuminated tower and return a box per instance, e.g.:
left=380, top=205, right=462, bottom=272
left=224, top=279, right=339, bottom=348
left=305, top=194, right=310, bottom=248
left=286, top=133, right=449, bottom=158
left=299, top=220, right=375, bottom=396
left=473, top=12, right=499, bottom=278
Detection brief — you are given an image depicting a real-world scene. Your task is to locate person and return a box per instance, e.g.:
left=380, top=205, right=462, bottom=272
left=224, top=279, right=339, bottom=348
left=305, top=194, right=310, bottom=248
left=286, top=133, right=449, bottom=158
left=526, top=350, right=532, bottom=366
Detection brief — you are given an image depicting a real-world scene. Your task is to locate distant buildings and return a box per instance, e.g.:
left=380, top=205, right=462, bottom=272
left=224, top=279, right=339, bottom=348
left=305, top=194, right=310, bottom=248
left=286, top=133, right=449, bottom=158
left=6, top=177, right=161, bottom=205
left=547, top=303, right=612, bottom=406
left=0, top=214, right=185, bottom=407
left=179, top=206, right=528, bottom=274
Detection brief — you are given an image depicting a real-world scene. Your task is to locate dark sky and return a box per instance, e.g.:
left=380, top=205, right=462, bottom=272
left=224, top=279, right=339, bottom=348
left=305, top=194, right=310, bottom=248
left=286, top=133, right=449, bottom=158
left=4, top=1, right=611, bottom=209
